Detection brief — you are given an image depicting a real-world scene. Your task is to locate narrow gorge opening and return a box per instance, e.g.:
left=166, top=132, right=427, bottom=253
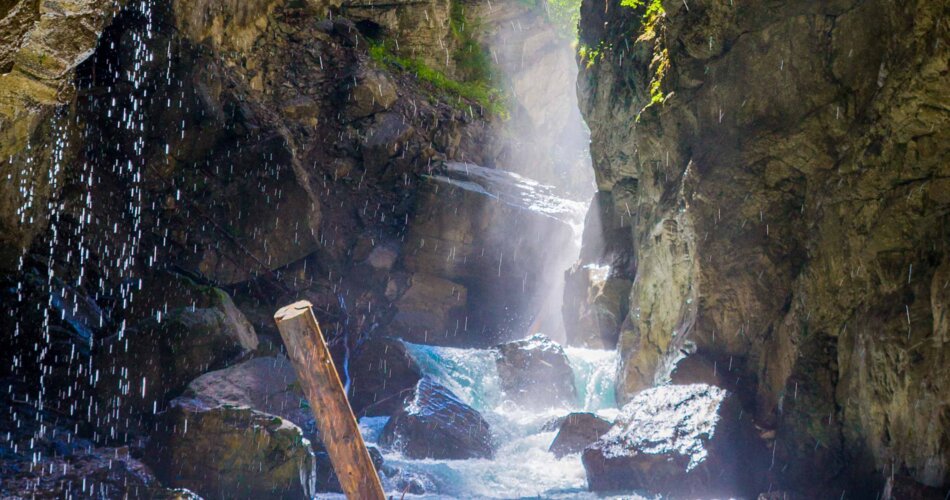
left=2, top=0, right=947, bottom=498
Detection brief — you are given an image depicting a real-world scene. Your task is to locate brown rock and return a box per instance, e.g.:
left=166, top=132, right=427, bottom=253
left=548, top=412, right=612, bottom=458
left=348, top=337, right=423, bottom=416
left=145, top=399, right=316, bottom=500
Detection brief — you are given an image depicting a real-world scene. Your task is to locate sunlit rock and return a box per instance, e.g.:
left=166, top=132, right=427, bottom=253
left=402, top=162, right=581, bottom=345
left=145, top=398, right=315, bottom=499
left=548, top=412, right=612, bottom=458
left=349, top=337, right=423, bottom=416
left=562, top=263, right=631, bottom=348
left=380, top=377, right=494, bottom=459
left=494, top=333, right=577, bottom=409
left=582, top=384, right=765, bottom=497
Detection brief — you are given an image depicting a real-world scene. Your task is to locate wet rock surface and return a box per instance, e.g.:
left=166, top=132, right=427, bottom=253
left=380, top=377, right=494, bottom=459
left=494, top=333, right=577, bottom=408
left=582, top=384, right=765, bottom=497
left=548, top=412, right=612, bottom=458
left=145, top=398, right=315, bottom=500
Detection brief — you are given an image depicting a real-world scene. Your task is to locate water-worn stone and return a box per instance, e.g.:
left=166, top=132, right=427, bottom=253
left=380, top=377, right=494, bottom=459
left=401, top=162, right=581, bottom=345
left=495, top=333, right=577, bottom=409
left=145, top=398, right=315, bottom=500
left=548, top=412, right=612, bottom=458
left=388, top=272, right=469, bottom=346
left=348, top=337, right=423, bottom=416
left=582, top=384, right=765, bottom=497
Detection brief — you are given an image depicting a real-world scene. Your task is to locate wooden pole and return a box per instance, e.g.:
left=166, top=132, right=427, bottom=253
left=274, top=300, right=386, bottom=500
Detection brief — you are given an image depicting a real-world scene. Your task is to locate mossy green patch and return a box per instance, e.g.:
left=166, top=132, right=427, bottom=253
left=369, top=40, right=508, bottom=117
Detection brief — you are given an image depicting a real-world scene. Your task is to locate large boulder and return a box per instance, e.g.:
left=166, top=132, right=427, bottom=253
left=95, top=273, right=258, bottom=436
left=494, top=334, right=577, bottom=409
left=347, top=68, right=398, bottom=120
left=348, top=337, right=424, bottom=416
left=182, top=356, right=313, bottom=437
left=548, top=412, right=612, bottom=458
left=582, top=384, right=765, bottom=497
left=145, top=399, right=316, bottom=500
left=380, top=377, right=494, bottom=459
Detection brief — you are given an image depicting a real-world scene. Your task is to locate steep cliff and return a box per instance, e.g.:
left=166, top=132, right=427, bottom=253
left=575, top=0, right=948, bottom=493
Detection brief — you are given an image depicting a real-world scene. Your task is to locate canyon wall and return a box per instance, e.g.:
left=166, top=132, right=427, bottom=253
left=575, top=0, right=949, bottom=493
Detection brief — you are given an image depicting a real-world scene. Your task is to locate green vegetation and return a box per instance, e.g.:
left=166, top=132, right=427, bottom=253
left=449, top=2, right=494, bottom=83
left=620, top=0, right=664, bottom=21
left=368, top=40, right=507, bottom=116
left=544, top=0, right=583, bottom=39
left=577, top=41, right=611, bottom=68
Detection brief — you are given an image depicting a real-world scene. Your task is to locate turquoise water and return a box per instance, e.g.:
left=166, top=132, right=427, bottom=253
left=337, top=341, right=647, bottom=499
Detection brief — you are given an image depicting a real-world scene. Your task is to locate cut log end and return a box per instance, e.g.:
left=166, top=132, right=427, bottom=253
left=274, top=300, right=314, bottom=322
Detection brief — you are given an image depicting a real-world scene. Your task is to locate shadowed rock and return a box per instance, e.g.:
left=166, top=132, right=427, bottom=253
left=549, top=412, right=612, bottom=458
left=495, top=334, right=577, bottom=409
left=380, top=377, right=494, bottom=459
left=349, top=337, right=424, bottom=416
left=182, top=356, right=314, bottom=437
left=582, top=384, right=765, bottom=497
left=145, top=399, right=315, bottom=500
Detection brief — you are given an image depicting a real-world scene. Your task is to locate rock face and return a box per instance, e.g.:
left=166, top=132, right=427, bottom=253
left=582, top=384, right=764, bottom=497
left=0, top=0, right=120, bottom=268
left=494, top=333, right=577, bottom=408
left=548, top=412, right=612, bottom=458
left=398, top=162, right=581, bottom=345
left=562, top=263, right=631, bottom=348
left=576, top=0, right=950, bottom=493
left=380, top=377, right=494, bottom=459
left=145, top=399, right=315, bottom=500
left=348, top=337, right=423, bottom=416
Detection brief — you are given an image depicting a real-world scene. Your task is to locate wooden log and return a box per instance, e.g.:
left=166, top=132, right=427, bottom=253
left=274, top=300, right=386, bottom=500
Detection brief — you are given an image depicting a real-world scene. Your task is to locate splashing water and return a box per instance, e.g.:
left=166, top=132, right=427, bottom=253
left=339, top=341, right=645, bottom=499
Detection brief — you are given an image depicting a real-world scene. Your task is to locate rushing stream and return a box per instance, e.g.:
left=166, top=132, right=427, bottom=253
left=345, top=342, right=645, bottom=499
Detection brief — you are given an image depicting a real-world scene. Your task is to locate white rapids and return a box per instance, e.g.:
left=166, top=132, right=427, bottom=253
left=317, top=342, right=651, bottom=499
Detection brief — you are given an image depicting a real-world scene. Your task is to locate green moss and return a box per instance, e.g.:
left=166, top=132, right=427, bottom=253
left=449, top=2, right=494, bottom=83
left=368, top=40, right=508, bottom=117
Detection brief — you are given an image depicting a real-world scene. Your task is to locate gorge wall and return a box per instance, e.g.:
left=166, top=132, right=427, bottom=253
left=575, top=0, right=949, bottom=494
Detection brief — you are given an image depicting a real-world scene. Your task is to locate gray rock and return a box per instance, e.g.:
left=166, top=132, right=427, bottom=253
left=548, top=412, right=612, bottom=458
left=380, top=377, right=494, bottom=459
left=582, top=384, right=765, bottom=497
left=495, top=333, right=577, bottom=409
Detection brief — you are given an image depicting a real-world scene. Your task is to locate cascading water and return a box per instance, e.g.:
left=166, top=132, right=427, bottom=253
left=351, top=342, right=641, bottom=499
